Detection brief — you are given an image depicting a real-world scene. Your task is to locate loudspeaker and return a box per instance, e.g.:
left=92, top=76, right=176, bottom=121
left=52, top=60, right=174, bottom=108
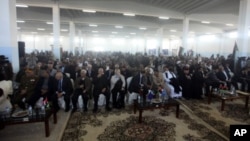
left=18, top=41, right=25, bottom=58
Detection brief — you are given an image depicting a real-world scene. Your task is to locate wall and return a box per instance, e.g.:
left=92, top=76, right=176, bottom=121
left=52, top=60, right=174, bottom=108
left=18, top=32, right=249, bottom=57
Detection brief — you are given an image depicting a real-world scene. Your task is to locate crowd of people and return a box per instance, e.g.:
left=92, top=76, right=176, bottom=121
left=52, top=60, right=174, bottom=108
left=8, top=51, right=250, bottom=113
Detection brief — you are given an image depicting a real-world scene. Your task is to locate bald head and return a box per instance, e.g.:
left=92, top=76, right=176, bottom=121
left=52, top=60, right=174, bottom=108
left=55, top=72, right=63, bottom=80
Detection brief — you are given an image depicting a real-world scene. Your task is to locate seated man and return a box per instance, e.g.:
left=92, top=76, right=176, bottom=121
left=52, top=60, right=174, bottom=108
left=14, top=68, right=39, bottom=109
left=52, top=72, right=73, bottom=112
left=162, top=65, right=182, bottom=98
left=27, top=67, right=54, bottom=108
left=92, top=67, right=111, bottom=113
left=128, top=69, right=148, bottom=102
left=72, top=69, right=92, bottom=112
left=205, top=65, right=223, bottom=95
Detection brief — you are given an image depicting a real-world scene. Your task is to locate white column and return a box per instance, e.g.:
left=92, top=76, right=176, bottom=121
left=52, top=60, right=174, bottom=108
left=0, top=0, right=19, bottom=73
left=182, top=16, right=189, bottom=55
left=69, top=21, right=75, bottom=55
left=53, top=3, right=61, bottom=60
left=157, top=28, right=164, bottom=56
left=237, top=0, right=250, bottom=57
left=78, top=30, right=82, bottom=55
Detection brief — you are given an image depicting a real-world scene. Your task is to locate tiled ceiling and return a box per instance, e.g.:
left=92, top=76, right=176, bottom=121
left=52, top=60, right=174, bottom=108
left=16, top=0, right=240, bottom=38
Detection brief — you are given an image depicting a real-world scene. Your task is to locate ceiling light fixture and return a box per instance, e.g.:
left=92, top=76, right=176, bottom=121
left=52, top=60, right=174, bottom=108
left=115, top=26, right=123, bottom=28
left=159, top=16, right=169, bottom=20
left=61, top=29, right=68, bottom=32
left=170, top=30, right=177, bottom=32
left=89, top=24, right=98, bottom=27
left=123, top=13, right=135, bottom=16
left=226, top=23, right=234, bottom=26
left=16, top=4, right=28, bottom=8
left=17, top=20, right=25, bottom=23
left=82, top=10, right=96, bottom=13
left=37, top=28, right=45, bottom=31
left=46, top=22, right=53, bottom=25
left=201, top=21, right=210, bottom=24
left=139, top=27, right=147, bottom=30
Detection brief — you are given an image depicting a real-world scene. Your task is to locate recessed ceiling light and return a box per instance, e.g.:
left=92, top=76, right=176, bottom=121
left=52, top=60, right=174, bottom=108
left=17, top=20, right=25, bottom=23
left=115, top=26, right=123, bottom=28
left=46, top=22, right=53, bottom=25
left=37, top=28, right=45, bottom=31
left=159, top=16, right=169, bottom=20
left=112, top=32, right=118, bottom=34
left=226, top=23, right=234, bottom=26
left=123, top=13, right=135, bottom=16
left=82, top=10, right=96, bottom=13
left=201, top=21, right=210, bottom=24
left=170, top=30, right=177, bottom=32
left=89, top=24, right=98, bottom=27
left=61, top=29, right=68, bottom=32
left=92, top=31, right=98, bottom=33
left=139, top=27, right=147, bottom=30
left=16, top=4, right=28, bottom=8
left=130, top=33, right=136, bottom=35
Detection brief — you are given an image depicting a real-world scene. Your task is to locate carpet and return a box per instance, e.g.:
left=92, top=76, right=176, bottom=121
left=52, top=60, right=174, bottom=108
left=179, top=98, right=250, bottom=139
left=61, top=102, right=229, bottom=141
left=0, top=110, right=71, bottom=141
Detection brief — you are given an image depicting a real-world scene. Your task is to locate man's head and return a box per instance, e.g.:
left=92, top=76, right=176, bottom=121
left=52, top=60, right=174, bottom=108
left=98, top=68, right=104, bottom=75
left=80, top=69, right=87, bottom=77
left=55, top=72, right=63, bottom=80
left=25, top=68, right=35, bottom=77
left=114, top=69, right=121, bottom=75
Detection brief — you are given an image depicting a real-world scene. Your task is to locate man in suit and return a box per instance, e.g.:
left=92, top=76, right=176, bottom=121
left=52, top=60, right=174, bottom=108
left=216, top=65, right=231, bottom=88
left=28, top=67, right=54, bottom=108
left=71, top=69, right=92, bottom=112
left=52, top=72, right=73, bottom=112
left=92, top=67, right=111, bottom=113
left=128, top=69, right=148, bottom=101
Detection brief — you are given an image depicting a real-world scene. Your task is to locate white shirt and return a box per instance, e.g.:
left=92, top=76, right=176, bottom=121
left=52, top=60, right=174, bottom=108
left=163, top=71, right=176, bottom=83
left=110, top=74, right=126, bottom=90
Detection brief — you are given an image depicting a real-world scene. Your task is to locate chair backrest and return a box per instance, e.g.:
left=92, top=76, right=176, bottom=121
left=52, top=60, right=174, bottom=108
left=70, top=78, right=75, bottom=90
left=126, top=76, right=133, bottom=90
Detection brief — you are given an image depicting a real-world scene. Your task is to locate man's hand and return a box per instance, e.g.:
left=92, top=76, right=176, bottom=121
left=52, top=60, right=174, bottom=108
left=20, top=89, right=27, bottom=95
left=41, top=89, right=47, bottom=95
left=56, top=92, right=63, bottom=98
left=101, top=88, right=106, bottom=93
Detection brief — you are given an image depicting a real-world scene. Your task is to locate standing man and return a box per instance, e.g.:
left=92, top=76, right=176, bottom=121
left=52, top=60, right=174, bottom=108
left=52, top=72, right=73, bottom=112
left=92, top=68, right=111, bottom=113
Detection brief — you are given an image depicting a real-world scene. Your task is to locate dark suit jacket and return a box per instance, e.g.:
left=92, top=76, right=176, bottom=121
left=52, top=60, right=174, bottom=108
left=75, top=76, right=92, bottom=97
left=54, top=76, right=73, bottom=96
left=216, top=71, right=229, bottom=81
left=34, top=76, right=54, bottom=98
left=128, top=73, right=147, bottom=93
left=92, top=74, right=108, bottom=94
